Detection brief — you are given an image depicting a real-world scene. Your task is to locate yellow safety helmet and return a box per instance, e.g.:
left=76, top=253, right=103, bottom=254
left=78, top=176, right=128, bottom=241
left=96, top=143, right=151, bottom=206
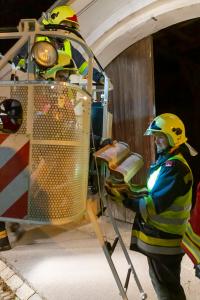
left=42, top=5, right=79, bottom=29
left=145, top=113, right=187, bottom=147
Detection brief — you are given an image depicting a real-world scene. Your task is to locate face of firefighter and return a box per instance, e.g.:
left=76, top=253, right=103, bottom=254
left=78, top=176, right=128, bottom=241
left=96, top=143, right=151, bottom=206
left=154, top=132, right=170, bottom=154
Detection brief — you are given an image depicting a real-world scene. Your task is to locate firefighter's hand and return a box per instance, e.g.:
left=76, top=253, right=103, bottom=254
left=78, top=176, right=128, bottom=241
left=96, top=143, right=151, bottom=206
left=105, top=183, right=125, bottom=203
left=122, top=192, right=141, bottom=212
left=195, top=264, right=200, bottom=279
left=129, top=184, right=148, bottom=195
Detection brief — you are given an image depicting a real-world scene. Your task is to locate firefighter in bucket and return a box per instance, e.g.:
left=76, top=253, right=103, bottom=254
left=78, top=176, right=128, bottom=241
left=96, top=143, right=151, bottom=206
left=14, top=5, right=104, bottom=84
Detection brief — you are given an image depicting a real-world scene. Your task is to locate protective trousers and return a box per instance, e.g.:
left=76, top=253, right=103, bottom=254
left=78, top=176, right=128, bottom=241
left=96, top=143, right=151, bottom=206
left=147, top=254, right=186, bottom=300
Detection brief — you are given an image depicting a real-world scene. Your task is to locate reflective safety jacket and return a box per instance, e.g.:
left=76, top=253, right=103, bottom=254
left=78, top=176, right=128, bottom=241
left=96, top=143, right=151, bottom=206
left=123, top=147, right=193, bottom=256
left=181, top=182, right=200, bottom=264
left=14, top=36, right=103, bottom=83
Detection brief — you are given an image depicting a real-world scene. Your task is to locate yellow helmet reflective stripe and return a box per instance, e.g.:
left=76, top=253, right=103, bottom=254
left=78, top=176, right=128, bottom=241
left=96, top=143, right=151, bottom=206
left=42, top=5, right=79, bottom=29
left=36, top=36, right=51, bottom=42
left=145, top=113, right=187, bottom=147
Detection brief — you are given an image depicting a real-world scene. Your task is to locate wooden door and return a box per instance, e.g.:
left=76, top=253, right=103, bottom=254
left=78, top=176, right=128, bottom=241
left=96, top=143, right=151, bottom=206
left=105, top=36, right=155, bottom=222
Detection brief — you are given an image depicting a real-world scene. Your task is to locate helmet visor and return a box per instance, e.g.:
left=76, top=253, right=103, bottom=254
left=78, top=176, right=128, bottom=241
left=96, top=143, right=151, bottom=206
left=144, top=119, right=162, bottom=136
left=144, top=129, right=154, bottom=136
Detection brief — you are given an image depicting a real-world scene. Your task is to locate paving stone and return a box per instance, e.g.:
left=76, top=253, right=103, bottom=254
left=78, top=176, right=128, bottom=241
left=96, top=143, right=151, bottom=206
left=0, top=260, right=7, bottom=272
left=0, top=267, right=14, bottom=281
left=16, top=283, right=35, bottom=300
left=6, top=274, right=23, bottom=291
left=28, top=293, right=44, bottom=300
left=0, top=260, right=41, bottom=300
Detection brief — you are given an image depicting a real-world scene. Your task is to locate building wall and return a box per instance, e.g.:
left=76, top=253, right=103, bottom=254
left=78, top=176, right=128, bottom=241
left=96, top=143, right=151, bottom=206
left=73, top=0, right=200, bottom=67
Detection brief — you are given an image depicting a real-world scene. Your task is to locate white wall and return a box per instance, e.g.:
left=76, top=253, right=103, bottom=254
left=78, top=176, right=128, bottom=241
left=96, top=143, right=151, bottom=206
left=71, top=0, right=200, bottom=66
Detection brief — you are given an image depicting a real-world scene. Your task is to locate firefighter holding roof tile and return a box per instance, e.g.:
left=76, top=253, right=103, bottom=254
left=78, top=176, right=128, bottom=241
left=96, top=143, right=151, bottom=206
left=106, top=113, right=197, bottom=300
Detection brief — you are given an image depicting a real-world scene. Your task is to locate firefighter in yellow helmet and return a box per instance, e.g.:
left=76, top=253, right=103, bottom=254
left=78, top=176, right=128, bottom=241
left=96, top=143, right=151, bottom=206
left=14, top=5, right=104, bottom=83
left=42, top=5, right=79, bottom=28
left=107, top=113, right=197, bottom=299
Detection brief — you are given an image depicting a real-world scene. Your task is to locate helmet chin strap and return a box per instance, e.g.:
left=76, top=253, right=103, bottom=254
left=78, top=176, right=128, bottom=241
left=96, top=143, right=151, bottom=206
left=169, top=145, right=179, bottom=154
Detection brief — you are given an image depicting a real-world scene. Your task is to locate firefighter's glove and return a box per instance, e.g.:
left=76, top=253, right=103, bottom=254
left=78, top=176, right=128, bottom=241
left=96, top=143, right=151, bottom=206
left=129, top=184, right=148, bottom=196
left=105, top=182, right=125, bottom=204
left=195, top=264, right=200, bottom=279
left=122, top=191, right=141, bottom=213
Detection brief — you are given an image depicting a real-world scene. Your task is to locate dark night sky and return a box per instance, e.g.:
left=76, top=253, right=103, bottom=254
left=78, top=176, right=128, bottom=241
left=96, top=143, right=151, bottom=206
left=0, top=0, right=55, bottom=53
left=0, top=0, right=55, bottom=27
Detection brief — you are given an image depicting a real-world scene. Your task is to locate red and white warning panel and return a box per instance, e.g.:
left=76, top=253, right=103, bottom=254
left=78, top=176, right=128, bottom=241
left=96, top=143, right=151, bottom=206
left=0, top=83, right=91, bottom=225
left=0, top=133, right=29, bottom=220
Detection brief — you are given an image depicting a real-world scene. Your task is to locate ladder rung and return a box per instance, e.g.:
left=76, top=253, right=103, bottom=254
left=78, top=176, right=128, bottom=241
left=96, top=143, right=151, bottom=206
left=105, top=237, right=119, bottom=256
left=111, top=236, right=119, bottom=255
left=124, top=267, right=131, bottom=291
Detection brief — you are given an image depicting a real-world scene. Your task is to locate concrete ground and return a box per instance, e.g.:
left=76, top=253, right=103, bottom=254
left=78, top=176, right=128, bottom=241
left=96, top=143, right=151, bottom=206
left=0, top=216, right=199, bottom=300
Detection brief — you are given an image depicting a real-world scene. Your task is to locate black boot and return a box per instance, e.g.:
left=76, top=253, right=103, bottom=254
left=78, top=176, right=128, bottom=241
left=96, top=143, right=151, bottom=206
left=0, top=222, right=11, bottom=251
left=9, top=223, right=25, bottom=241
left=195, top=264, right=200, bottom=279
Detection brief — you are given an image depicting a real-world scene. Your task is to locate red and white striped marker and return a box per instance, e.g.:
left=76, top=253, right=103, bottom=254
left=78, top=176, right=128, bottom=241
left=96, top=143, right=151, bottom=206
left=0, top=134, right=30, bottom=220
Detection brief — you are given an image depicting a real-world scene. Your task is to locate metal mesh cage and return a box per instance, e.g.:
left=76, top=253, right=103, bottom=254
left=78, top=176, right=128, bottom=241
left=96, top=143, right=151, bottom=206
left=0, top=82, right=91, bottom=224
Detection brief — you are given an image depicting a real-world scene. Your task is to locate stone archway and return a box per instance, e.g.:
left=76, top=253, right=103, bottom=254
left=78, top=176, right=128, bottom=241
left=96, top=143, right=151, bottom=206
left=72, top=0, right=200, bottom=66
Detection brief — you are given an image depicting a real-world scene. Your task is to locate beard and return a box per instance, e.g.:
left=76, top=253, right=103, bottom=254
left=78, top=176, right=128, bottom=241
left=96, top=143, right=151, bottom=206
left=156, top=144, right=171, bottom=154
left=156, top=145, right=165, bottom=153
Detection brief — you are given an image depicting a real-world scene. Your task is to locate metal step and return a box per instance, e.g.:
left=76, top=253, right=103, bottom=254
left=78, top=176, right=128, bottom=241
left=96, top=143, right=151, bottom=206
left=87, top=197, right=147, bottom=300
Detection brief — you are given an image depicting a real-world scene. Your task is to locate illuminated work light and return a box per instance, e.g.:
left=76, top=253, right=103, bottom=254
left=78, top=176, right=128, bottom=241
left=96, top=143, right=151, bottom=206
left=31, top=41, right=58, bottom=68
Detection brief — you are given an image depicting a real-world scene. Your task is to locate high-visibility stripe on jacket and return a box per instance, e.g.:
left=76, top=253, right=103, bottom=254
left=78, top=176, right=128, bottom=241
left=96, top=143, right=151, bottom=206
left=131, top=229, right=183, bottom=255
left=36, top=36, right=51, bottom=42
left=63, top=40, right=89, bottom=76
left=63, top=40, right=72, bottom=58
left=181, top=182, right=200, bottom=264
left=181, top=223, right=200, bottom=264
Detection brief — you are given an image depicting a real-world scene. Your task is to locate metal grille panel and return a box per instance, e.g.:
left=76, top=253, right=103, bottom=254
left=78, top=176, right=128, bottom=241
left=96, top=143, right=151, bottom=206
left=0, top=82, right=91, bottom=224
